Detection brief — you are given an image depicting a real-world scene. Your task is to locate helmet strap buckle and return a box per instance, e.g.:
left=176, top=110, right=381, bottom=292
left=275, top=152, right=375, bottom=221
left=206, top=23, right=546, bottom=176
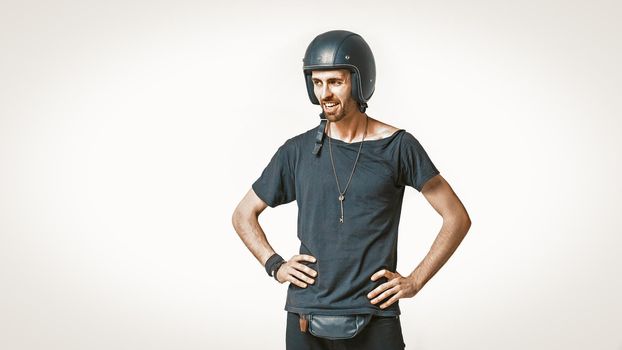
left=358, top=102, right=368, bottom=113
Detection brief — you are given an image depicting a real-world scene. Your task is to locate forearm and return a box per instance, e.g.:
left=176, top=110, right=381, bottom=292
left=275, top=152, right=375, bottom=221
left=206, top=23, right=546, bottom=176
left=408, top=214, right=471, bottom=292
left=231, top=210, right=276, bottom=266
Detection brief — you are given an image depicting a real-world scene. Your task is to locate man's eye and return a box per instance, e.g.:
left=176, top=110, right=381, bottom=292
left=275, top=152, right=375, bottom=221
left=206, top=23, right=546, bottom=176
left=314, top=81, right=322, bottom=86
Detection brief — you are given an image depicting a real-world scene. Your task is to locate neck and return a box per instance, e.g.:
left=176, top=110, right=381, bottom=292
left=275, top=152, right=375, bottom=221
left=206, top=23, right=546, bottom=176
left=326, top=111, right=368, bottom=143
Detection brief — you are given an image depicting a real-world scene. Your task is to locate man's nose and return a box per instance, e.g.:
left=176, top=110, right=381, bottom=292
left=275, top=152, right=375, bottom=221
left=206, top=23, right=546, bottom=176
left=320, top=85, right=333, bottom=101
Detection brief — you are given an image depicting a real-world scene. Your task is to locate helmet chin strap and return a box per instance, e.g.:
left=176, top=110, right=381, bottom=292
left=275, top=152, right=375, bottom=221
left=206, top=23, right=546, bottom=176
left=312, top=112, right=328, bottom=156
left=312, top=101, right=368, bottom=155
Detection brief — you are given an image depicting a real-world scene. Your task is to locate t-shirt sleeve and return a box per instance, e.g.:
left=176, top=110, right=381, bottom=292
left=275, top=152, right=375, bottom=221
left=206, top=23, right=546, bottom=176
left=252, top=141, right=297, bottom=207
left=398, top=132, right=440, bottom=191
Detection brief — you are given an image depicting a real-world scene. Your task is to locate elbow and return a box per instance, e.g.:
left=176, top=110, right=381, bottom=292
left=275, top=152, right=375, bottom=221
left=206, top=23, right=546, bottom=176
left=462, top=212, right=472, bottom=234
left=231, top=204, right=245, bottom=232
left=231, top=207, right=246, bottom=231
left=444, top=210, right=471, bottom=235
left=231, top=205, right=258, bottom=232
left=231, top=208, right=241, bottom=231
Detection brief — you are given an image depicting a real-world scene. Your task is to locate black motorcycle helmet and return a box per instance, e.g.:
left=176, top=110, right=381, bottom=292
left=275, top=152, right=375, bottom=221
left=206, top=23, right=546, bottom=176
left=303, top=30, right=376, bottom=113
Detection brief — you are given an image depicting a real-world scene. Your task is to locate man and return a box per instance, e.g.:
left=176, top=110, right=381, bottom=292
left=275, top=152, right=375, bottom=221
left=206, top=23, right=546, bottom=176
left=232, top=30, right=471, bottom=350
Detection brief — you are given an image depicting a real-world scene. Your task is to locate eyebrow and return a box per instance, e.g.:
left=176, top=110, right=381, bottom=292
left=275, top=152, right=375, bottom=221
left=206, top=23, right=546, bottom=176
left=312, top=76, right=346, bottom=82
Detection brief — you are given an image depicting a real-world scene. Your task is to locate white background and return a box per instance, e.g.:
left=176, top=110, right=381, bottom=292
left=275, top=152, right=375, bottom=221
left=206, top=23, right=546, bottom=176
left=1, top=0, right=621, bottom=349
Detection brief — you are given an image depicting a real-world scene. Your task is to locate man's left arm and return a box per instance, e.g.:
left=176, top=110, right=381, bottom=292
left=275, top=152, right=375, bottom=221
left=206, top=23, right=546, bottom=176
left=368, top=174, right=472, bottom=309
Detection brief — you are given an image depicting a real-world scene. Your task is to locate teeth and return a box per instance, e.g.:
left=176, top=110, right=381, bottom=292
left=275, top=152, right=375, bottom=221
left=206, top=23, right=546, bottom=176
left=325, top=102, right=337, bottom=107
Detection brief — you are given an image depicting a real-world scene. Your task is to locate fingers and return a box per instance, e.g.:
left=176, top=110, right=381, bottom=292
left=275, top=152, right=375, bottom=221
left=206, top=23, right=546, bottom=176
left=291, top=262, right=318, bottom=278
left=367, top=279, right=397, bottom=300
left=368, top=270, right=412, bottom=308
left=290, top=255, right=318, bottom=282
left=279, top=255, right=318, bottom=288
left=292, top=254, right=316, bottom=264
left=370, top=269, right=396, bottom=282
left=289, top=265, right=316, bottom=285
left=379, top=290, right=402, bottom=309
left=369, top=285, right=399, bottom=305
left=285, top=272, right=310, bottom=288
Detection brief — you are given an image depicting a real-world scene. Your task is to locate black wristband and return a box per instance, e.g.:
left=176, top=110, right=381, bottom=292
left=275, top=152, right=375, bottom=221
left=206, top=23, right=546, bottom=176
left=265, top=253, right=285, bottom=277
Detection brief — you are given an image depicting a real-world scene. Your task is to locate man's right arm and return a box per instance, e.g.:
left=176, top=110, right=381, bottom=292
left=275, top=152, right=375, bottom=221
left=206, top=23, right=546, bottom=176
left=231, top=188, right=317, bottom=288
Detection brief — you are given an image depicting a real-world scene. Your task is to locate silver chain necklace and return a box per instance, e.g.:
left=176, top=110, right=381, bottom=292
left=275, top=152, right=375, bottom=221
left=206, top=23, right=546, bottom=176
left=327, top=115, right=368, bottom=224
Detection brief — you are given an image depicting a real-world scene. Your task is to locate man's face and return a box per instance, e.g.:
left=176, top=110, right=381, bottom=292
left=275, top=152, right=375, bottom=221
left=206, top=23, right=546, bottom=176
left=311, top=69, right=358, bottom=122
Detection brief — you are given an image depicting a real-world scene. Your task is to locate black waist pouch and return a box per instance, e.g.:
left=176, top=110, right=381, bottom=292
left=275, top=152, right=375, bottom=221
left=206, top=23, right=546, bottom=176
left=303, top=314, right=373, bottom=340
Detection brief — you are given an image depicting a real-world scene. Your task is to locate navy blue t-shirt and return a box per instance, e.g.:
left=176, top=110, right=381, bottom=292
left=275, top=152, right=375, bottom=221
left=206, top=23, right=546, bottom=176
left=252, top=126, right=439, bottom=316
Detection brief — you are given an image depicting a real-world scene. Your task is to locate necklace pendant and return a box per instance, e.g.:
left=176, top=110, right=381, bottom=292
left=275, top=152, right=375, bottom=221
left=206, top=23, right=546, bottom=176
left=338, top=194, right=344, bottom=201
left=339, top=217, right=343, bottom=223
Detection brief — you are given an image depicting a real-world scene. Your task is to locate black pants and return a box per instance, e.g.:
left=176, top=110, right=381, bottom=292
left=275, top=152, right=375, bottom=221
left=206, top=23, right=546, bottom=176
left=286, top=312, right=406, bottom=350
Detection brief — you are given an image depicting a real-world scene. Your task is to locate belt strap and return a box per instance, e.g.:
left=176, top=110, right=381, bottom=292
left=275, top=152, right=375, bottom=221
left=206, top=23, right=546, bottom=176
left=299, top=314, right=309, bottom=332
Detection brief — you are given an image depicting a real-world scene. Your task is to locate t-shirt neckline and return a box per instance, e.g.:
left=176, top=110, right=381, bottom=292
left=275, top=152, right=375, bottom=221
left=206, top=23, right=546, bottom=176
left=325, top=129, right=405, bottom=145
